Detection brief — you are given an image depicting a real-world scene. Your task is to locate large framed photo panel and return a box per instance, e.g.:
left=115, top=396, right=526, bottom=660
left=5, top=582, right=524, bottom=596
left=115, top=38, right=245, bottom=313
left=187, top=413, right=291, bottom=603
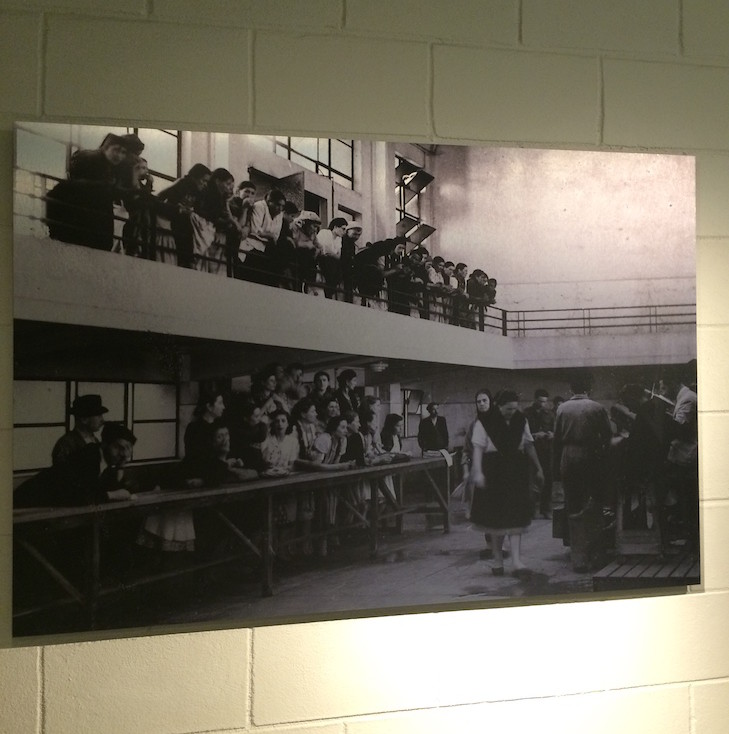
left=12, top=122, right=698, bottom=639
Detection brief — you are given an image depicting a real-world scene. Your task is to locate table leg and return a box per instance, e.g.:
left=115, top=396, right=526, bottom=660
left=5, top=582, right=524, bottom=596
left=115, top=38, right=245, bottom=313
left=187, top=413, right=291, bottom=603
left=87, top=517, right=101, bottom=629
left=262, top=494, right=274, bottom=597
left=369, top=481, right=379, bottom=557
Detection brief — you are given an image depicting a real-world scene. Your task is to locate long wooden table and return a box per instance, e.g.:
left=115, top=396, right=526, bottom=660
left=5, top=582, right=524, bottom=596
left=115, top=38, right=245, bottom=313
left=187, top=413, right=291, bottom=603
left=13, top=456, right=451, bottom=629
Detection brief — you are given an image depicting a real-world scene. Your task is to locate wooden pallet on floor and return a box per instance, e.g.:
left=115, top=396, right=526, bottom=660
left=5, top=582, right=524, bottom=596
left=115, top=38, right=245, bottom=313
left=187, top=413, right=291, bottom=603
left=593, top=553, right=700, bottom=592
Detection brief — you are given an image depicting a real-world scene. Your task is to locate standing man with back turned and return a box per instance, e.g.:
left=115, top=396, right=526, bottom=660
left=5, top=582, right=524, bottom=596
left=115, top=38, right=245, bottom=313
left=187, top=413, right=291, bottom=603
left=553, top=370, right=612, bottom=546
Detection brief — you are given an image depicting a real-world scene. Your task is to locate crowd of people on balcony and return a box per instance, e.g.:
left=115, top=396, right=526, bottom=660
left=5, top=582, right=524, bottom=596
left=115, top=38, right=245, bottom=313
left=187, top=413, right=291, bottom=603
left=41, top=132, right=499, bottom=327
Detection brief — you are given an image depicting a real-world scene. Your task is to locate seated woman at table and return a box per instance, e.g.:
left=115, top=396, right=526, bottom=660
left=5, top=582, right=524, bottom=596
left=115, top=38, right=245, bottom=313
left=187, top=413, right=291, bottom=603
left=341, top=410, right=368, bottom=518
left=229, top=399, right=268, bottom=473
left=186, top=424, right=259, bottom=488
left=260, top=409, right=300, bottom=558
left=184, top=390, right=225, bottom=475
left=261, top=410, right=300, bottom=474
left=138, top=424, right=258, bottom=561
left=291, top=397, right=321, bottom=460
left=288, top=397, right=321, bottom=554
left=296, top=415, right=356, bottom=555
left=317, top=396, right=341, bottom=432
left=250, top=365, right=280, bottom=420
left=381, top=413, right=406, bottom=454
left=360, top=408, right=396, bottom=507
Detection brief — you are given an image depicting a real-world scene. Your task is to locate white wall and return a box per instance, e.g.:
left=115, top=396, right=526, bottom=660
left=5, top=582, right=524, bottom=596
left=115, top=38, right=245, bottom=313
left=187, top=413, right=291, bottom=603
left=1, top=2, right=728, bottom=733
left=431, top=146, right=696, bottom=310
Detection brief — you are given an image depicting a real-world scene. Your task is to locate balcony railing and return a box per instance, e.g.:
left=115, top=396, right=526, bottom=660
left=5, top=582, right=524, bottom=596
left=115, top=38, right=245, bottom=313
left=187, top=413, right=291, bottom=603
left=14, top=169, right=696, bottom=339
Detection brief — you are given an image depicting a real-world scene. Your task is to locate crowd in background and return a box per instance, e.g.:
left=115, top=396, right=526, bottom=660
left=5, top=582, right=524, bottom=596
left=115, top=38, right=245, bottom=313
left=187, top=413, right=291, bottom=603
left=14, top=355, right=698, bottom=585
left=14, top=362, right=415, bottom=567
left=42, top=132, right=498, bottom=326
left=460, top=362, right=698, bottom=576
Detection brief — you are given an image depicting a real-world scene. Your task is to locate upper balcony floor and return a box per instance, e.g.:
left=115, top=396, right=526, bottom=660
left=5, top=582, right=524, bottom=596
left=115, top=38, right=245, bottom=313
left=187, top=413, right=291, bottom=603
left=13, top=236, right=696, bottom=372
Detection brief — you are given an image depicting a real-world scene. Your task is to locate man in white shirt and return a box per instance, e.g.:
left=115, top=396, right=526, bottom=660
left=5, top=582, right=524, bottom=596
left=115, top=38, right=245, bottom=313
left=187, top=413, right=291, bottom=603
left=316, top=217, right=348, bottom=299
left=237, top=188, right=285, bottom=285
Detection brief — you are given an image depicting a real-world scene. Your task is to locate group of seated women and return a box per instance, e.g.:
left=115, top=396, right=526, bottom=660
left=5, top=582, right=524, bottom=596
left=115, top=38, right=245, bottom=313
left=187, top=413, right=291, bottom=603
left=176, top=368, right=410, bottom=559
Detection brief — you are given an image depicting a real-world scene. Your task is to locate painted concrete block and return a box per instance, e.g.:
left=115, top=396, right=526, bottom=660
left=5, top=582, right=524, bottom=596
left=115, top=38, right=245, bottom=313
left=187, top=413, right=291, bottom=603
left=254, top=33, right=429, bottom=137
left=0, top=533, right=13, bottom=644
left=207, top=726, right=343, bottom=734
left=44, top=630, right=250, bottom=734
left=522, top=0, right=678, bottom=55
left=0, top=225, right=10, bottom=326
left=45, top=16, right=249, bottom=125
left=699, top=413, right=729, bottom=501
left=346, top=0, right=517, bottom=45
left=0, top=646, right=40, bottom=734
left=346, top=685, right=690, bottom=734
left=697, top=238, right=729, bottom=327
left=0, top=0, right=145, bottom=11
left=0, top=428, right=12, bottom=527
left=691, top=678, right=729, bottom=734
left=698, top=503, right=729, bottom=591
left=0, top=11, right=40, bottom=115
left=682, top=0, right=729, bottom=59
left=252, top=594, right=729, bottom=723
left=152, top=0, right=341, bottom=30
left=433, top=46, right=598, bottom=144
left=604, top=59, right=729, bottom=150
left=696, top=153, right=729, bottom=238
left=696, top=327, right=729, bottom=412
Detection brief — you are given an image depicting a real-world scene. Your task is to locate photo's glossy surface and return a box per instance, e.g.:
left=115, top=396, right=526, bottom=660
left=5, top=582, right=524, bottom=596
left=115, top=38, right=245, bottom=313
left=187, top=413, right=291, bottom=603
left=12, top=122, right=698, bottom=638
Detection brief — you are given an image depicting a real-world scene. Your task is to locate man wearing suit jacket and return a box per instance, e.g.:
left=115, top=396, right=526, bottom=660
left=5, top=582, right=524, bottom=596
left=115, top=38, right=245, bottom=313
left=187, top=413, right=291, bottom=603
left=417, top=402, right=449, bottom=454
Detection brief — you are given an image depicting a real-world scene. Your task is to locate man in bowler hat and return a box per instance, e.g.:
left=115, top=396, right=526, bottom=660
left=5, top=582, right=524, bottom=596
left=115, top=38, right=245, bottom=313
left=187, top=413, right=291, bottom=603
left=52, top=394, right=108, bottom=466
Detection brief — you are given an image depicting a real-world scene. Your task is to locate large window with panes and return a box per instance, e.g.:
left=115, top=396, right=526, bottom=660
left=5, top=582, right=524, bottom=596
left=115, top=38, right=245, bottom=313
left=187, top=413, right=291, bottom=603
left=13, top=380, right=179, bottom=473
left=272, top=136, right=355, bottom=190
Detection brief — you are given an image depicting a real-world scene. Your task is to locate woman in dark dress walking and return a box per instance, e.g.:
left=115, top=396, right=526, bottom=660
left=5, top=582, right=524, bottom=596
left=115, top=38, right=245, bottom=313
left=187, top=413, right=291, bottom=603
left=467, top=389, right=544, bottom=577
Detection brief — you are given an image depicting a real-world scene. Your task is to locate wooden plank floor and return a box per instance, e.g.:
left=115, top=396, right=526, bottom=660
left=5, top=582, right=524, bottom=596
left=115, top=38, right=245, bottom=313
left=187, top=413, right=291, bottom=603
left=593, top=553, right=700, bottom=592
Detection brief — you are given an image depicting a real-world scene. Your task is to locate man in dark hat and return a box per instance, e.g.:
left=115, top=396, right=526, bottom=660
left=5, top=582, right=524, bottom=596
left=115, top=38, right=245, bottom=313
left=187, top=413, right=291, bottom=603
left=52, top=394, right=108, bottom=466
left=417, top=402, right=449, bottom=454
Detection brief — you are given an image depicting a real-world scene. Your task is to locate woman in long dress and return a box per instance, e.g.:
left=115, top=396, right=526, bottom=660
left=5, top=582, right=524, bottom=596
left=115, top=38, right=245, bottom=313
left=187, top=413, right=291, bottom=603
left=468, top=389, right=544, bottom=577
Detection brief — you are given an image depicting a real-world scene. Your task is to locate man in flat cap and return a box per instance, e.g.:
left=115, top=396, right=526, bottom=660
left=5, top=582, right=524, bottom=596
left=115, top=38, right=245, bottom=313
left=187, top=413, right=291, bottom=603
left=52, top=394, right=108, bottom=466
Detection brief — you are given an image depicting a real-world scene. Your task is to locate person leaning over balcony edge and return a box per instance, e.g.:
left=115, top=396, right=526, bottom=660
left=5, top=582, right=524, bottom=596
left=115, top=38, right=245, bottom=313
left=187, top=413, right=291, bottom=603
left=46, top=132, right=130, bottom=250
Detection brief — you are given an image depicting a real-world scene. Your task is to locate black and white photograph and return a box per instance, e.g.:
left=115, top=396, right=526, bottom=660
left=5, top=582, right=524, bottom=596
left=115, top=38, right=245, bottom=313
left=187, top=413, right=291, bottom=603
left=12, top=122, right=698, bottom=638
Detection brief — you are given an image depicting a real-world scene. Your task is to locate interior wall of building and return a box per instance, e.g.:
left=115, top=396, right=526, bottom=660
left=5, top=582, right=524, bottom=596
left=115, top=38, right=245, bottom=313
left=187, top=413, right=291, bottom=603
left=1, top=2, right=728, bottom=733
left=430, top=146, right=696, bottom=310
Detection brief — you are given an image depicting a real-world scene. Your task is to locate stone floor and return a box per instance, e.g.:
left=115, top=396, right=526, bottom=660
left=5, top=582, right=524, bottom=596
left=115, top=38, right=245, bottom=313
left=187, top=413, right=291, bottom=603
left=159, top=504, right=597, bottom=630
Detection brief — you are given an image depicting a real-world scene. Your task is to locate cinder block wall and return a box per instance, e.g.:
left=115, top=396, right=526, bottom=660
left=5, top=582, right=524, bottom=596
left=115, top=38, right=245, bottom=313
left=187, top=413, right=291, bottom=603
left=1, top=1, right=728, bottom=732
